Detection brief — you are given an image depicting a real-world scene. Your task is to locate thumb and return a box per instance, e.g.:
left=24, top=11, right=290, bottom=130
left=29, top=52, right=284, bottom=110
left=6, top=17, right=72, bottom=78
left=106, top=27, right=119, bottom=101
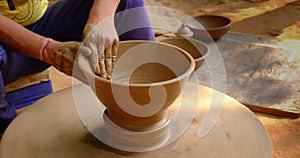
left=78, top=45, right=92, bottom=56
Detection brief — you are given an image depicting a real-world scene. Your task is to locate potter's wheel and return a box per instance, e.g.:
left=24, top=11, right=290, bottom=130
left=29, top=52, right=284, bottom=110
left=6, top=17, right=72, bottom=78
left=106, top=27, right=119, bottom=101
left=0, top=82, right=272, bottom=158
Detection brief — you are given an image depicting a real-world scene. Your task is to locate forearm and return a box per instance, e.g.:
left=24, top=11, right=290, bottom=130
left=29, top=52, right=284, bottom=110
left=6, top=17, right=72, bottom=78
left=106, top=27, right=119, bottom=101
left=0, top=15, right=45, bottom=59
left=86, top=0, right=120, bottom=25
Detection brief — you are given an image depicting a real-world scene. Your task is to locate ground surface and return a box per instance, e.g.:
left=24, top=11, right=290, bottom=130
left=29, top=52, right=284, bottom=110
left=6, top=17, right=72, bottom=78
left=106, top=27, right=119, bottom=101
left=48, top=0, right=300, bottom=157
left=152, top=0, right=300, bottom=40
left=147, top=1, right=300, bottom=158
left=155, top=0, right=300, bottom=158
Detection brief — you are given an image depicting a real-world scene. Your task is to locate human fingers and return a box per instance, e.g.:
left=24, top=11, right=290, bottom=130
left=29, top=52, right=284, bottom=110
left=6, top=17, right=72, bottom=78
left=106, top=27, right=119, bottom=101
left=78, top=45, right=92, bottom=56
left=86, top=42, right=101, bottom=75
left=105, top=42, right=113, bottom=76
left=111, top=39, right=119, bottom=71
left=73, top=54, right=89, bottom=84
left=96, top=39, right=111, bottom=79
left=98, top=52, right=110, bottom=79
left=54, top=42, right=80, bottom=76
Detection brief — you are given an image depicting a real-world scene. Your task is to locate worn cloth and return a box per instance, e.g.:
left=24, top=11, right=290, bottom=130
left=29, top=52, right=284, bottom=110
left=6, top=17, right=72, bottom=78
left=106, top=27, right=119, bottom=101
left=0, top=0, right=155, bottom=133
left=0, top=0, right=49, bottom=26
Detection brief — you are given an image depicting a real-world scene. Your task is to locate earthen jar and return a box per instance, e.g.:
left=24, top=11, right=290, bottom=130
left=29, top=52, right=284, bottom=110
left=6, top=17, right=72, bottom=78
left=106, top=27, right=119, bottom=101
left=78, top=41, right=195, bottom=131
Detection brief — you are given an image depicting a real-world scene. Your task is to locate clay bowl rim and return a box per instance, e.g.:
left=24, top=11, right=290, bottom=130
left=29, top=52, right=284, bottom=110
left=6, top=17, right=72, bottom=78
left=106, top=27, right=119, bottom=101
left=187, top=14, right=232, bottom=31
left=78, top=40, right=195, bottom=87
left=159, top=37, right=210, bottom=65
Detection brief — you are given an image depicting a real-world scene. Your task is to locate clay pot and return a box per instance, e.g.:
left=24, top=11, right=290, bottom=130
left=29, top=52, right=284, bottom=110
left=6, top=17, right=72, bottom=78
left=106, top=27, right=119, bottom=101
left=159, top=37, right=209, bottom=71
left=186, top=15, right=231, bottom=40
left=78, top=41, right=195, bottom=131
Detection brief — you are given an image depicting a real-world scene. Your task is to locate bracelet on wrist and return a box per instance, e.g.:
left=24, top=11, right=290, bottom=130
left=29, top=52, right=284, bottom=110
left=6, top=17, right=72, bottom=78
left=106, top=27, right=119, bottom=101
left=39, top=38, right=52, bottom=61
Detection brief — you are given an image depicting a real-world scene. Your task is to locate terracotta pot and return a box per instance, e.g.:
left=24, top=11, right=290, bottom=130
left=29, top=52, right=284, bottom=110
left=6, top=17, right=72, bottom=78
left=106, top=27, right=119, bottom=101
left=77, top=40, right=195, bottom=131
left=159, top=37, right=209, bottom=71
left=186, top=15, right=231, bottom=40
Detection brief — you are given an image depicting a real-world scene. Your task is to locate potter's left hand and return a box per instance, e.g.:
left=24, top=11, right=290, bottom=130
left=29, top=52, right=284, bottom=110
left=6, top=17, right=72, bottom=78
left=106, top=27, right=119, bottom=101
left=82, top=20, right=119, bottom=80
left=41, top=40, right=90, bottom=76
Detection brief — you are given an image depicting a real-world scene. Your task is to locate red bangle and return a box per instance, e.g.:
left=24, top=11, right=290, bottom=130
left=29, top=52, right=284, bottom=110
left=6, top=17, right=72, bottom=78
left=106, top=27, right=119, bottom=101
left=40, top=38, right=52, bottom=61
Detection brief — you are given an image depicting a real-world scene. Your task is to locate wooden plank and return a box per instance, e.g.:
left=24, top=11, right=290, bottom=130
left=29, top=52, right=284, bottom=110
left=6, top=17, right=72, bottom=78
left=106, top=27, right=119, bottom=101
left=4, top=69, right=50, bottom=93
left=244, top=103, right=299, bottom=119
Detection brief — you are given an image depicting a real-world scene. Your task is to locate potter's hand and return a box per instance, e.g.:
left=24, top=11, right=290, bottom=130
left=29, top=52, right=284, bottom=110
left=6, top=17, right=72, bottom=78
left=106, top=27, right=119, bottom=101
left=41, top=39, right=90, bottom=76
left=82, top=22, right=119, bottom=80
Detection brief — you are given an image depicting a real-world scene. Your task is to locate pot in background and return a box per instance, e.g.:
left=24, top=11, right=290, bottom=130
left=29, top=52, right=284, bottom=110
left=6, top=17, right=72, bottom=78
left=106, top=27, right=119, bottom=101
left=186, top=15, right=232, bottom=40
left=159, top=37, right=209, bottom=71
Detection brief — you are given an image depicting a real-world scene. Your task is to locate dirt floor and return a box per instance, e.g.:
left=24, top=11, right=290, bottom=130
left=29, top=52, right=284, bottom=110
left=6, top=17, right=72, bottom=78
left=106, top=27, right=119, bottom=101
left=149, top=0, right=300, bottom=158
left=47, top=0, right=300, bottom=157
left=152, top=0, right=300, bottom=40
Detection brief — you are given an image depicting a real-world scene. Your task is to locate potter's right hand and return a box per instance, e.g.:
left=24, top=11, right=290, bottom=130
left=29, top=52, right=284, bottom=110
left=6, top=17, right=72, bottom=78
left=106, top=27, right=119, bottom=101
left=82, top=22, right=119, bottom=80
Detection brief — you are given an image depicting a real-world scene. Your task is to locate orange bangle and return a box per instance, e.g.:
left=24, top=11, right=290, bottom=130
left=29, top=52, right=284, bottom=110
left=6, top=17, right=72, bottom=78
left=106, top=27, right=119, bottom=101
left=40, top=38, right=52, bottom=61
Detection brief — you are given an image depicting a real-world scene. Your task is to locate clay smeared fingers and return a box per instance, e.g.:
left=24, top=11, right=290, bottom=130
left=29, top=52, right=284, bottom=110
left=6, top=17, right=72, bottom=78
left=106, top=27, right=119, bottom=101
left=111, top=39, right=119, bottom=71
left=98, top=53, right=110, bottom=79
left=94, top=64, right=101, bottom=75
left=78, top=45, right=92, bottom=56
left=87, top=44, right=101, bottom=75
left=104, top=43, right=113, bottom=76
